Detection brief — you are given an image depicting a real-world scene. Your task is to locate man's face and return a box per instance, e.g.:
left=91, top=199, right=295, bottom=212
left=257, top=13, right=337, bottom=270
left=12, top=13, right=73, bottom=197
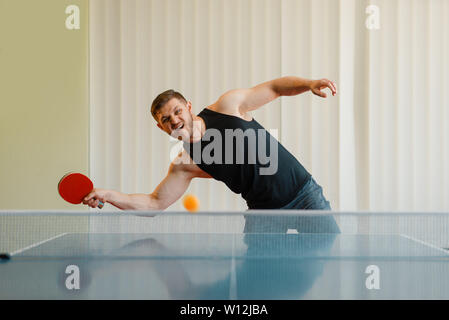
left=156, top=98, right=194, bottom=142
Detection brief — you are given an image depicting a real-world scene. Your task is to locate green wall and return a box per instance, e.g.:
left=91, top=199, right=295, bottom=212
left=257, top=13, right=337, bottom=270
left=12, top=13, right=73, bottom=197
left=0, top=0, right=89, bottom=210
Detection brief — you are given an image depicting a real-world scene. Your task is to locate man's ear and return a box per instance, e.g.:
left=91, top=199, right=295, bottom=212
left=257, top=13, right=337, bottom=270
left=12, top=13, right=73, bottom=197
left=186, top=101, right=192, bottom=111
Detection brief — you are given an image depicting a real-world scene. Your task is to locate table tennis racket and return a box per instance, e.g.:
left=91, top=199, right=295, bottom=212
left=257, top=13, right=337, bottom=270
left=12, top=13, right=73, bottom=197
left=58, top=172, right=104, bottom=209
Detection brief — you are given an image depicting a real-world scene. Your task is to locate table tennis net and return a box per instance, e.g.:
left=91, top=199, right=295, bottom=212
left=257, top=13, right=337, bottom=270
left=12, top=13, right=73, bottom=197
left=1, top=211, right=449, bottom=254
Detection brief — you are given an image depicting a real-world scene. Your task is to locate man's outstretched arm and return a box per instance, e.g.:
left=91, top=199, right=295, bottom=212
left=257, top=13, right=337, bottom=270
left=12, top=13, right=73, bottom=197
left=215, top=76, right=337, bottom=114
left=83, top=152, right=209, bottom=211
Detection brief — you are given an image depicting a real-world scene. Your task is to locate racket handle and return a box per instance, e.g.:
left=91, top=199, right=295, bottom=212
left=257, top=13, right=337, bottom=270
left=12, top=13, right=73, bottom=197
left=98, top=201, right=104, bottom=209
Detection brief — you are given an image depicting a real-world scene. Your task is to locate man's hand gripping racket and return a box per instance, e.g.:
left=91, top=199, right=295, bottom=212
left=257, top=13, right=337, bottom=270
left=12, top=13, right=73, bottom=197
left=58, top=172, right=104, bottom=209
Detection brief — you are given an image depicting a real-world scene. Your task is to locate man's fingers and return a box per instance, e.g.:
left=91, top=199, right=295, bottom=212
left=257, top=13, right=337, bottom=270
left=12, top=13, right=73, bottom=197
left=331, top=81, right=337, bottom=94
left=327, top=80, right=337, bottom=95
left=328, top=81, right=337, bottom=95
left=82, top=193, right=105, bottom=208
left=312, top=79, right=337, bottom=98
left=313, top=89, right=327, bottom=98
left=90, top=200, right=99, bottom=208
left=320, top=79, right=337, bottom=95
left=84, top=191, right=94, bottom=202
left=323, top=80, right=336, bottom=95
left=82, top=196, right=96, bottom=207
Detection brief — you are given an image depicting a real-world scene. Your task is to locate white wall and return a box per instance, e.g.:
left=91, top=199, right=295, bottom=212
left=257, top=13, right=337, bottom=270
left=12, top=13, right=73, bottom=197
left=89, top=0, right=449, bottom=214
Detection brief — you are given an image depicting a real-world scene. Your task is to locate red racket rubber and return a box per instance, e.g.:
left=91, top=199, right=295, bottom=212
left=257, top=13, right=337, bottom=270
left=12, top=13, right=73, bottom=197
left=58, top=172, right=104, bottom=209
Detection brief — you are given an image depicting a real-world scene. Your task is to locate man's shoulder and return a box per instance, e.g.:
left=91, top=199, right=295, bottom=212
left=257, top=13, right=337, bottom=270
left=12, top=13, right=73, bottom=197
left=205, top=103, right=225, bottom=114
left=205, top=103, right=252, bottom=122
left=213, top=89, right=246, bottom=112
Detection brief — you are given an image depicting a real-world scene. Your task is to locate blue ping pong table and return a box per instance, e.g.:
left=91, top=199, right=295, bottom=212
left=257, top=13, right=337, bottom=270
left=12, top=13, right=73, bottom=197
left=1, top=231, right=449, bottom=299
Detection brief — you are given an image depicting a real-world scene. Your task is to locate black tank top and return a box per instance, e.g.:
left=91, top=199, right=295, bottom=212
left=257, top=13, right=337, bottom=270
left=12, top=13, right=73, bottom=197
left=183, top=108, right=311, bottom=209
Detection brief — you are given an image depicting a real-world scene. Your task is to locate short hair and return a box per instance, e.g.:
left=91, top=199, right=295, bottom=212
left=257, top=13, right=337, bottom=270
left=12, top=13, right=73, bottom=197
left=151, top=89, right=187, bottom=121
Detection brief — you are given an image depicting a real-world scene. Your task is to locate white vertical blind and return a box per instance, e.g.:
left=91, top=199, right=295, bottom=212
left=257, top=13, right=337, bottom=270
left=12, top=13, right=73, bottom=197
left=89, top=0, right=449, bottom=213
left=338, top=0, right=357, bottom=211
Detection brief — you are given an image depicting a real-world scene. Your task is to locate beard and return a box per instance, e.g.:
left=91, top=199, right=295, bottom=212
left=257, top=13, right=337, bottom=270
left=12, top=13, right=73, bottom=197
left=169, top=114, right=196, bottom=142
left=171, top=118, right=204, bottom=143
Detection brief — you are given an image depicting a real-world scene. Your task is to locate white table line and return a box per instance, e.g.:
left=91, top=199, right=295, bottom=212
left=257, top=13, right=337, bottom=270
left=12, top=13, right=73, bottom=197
left=399, top=234, right=449, bottom=256
left=10, top=233, right=68, bottom=256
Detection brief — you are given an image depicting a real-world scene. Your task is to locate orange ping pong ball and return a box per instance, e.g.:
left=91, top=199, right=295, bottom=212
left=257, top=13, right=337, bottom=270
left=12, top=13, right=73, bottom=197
left=183, top=194, right=199, bottom=212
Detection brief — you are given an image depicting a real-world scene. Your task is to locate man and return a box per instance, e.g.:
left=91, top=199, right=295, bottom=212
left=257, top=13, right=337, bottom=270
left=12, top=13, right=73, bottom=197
left=84, top=76, right=340, bottom=233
